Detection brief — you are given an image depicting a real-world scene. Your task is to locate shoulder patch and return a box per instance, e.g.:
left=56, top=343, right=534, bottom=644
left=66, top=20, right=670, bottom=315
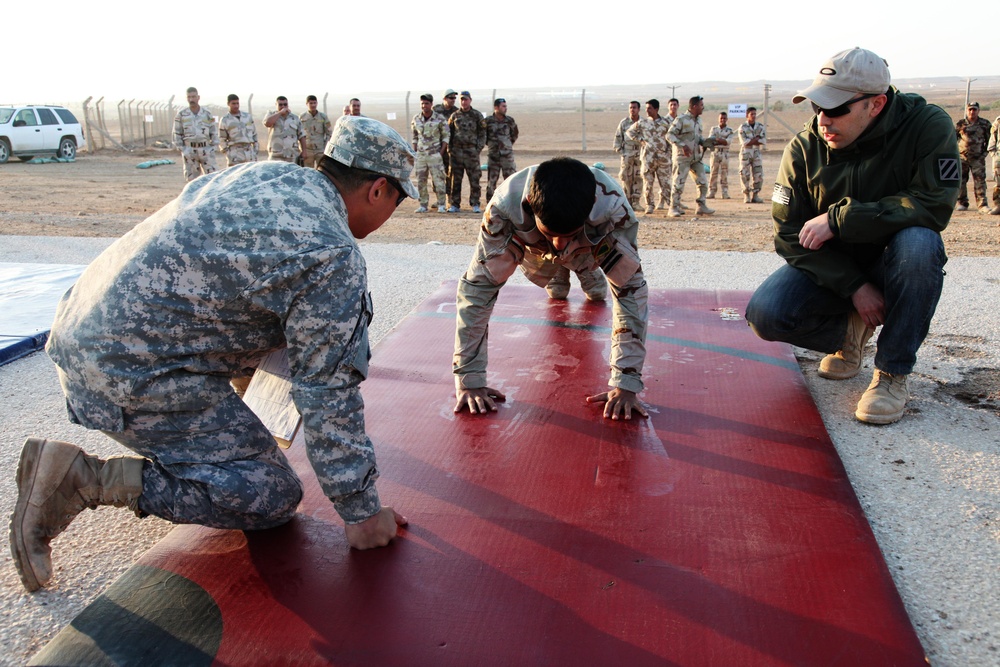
left=937, top=157, right=961, bottom=182
left=772, top=184, right=791, bottom=206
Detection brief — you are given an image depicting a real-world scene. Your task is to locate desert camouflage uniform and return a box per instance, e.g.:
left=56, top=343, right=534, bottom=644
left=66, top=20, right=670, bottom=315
left=956, top=116, right=992, bottom=209
left=708, top=124, right=735, bottom=198
left=484, top=113, right=519, bottom=201
left=738, top=121, right=767, bottom=196
left=411, top=111, right=449, bottom=208
left=173, top=106, right=219, bottom=181
left=264, top=109, right=307, bottom=163
left=300, top=110, right=333, bottom=168
left=613, top=116, right=642, bottom=208
left=626, top=115, right=672, bottom=212
left=989, top=116, right=1000, bottom=209
left=667, top=112, right=714, bottom=207
left=455, top=165, right=648, bottom=393
left=448, top=106, right=486, bottom=209
left=433, top=103, right=458, bottom=180
left=218, top=111, right=258, bottom=167
left=45, top=162, right=385, bottom=528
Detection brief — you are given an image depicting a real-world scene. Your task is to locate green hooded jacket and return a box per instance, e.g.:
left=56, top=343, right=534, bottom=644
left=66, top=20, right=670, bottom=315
left=772, top=88, right=960, bottom=299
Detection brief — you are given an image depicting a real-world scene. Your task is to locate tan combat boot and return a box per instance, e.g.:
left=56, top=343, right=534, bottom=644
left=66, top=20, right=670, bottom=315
left=751, top=192, right=765, bottom=204
left=696, top=201, right=715, bottom=215
left=855, top=370, right=909, bottom=424
left=576, top=267, right=608, bottom=302
left=9, top=438, right=144, bottom=592
left=546, top=265, right=571, bottom=300
left=818, top=311, right=875, bottom=380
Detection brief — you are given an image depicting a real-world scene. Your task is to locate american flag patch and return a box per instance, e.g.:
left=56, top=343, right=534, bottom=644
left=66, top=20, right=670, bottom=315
left=772, top=184, right=791, bottom=206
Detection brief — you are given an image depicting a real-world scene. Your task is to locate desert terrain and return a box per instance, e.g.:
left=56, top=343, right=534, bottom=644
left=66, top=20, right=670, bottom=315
left=2, top=107, right=997, bottom=256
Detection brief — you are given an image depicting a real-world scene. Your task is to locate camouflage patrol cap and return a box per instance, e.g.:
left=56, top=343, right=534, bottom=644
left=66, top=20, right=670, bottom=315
left=324, top=116, right=418, bottom=199
left=792, top=47, right=891, bottom=108
left=968, top=102, right=980, bottom=110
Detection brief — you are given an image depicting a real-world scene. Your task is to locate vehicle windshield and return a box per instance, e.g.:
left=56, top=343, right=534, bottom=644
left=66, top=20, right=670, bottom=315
left=0, top=108, right=14, bottom=124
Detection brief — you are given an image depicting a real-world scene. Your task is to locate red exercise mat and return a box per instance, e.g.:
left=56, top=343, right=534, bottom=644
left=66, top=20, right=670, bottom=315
left=31, top=286, right=926, bottom=667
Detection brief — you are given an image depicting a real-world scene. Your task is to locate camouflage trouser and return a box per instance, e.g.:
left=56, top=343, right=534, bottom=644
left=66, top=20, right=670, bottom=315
left=709, top=149, right=730, bottom=196
left=618, top=154, right=642, bottom=209
left=486, top=154, right=516, bottom=202
left=269, top=153, right=298, bottom=163
left=182, top=145, right=218, bottom=182
left=449, top=144, right=482, bottom=208
left=415, top=151, right=448, bottom=207
left=959, top=155, right=987, bottom=208
left=103, top=392, right=303, bottom=530
left=993, top=158, right=1000, bottom=208
left=671, top=154, right=709, bottom=206
left=641, top=155, right=671, bottom=211
left=740, top=148, right=763, bottom=194
left=658, top=155, right=674, bottom=207
left=302, top=149, right=324, bottom=169
left=225, top=144, right=258, bottom=167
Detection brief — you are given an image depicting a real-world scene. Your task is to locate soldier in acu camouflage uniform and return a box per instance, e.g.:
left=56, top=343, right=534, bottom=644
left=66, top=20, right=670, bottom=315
left=955, top=102, right=993, bottom=213
left=739, top=106, right=767, bottom=203
left=613, top=101, right=643, bottom=209
left=218, top=94, right=258, bottom=167
left=411, top=93, right=449, bottom=212
left=626, top=99, right=672, bottom=215
left=708, top=111, right=735, bottom=199
left=300, top=95, right=333, bottom=168
left=9, top=117, right=418, bottom=593
left=447, top=91, right=486, bottom=213
left=988, top=115, right=1000, bottom=215
left=666, top=96, right=723, bottom=216
left=263, top=96, right=307, bottom=163
left=172, top=86, right=219, bottom=181
left=453, top=158, right=649, bottom=421
left=484, top=98, right=519, bottom=202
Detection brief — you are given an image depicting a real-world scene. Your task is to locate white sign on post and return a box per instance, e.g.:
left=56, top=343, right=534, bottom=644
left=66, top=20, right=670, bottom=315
left=728, top=104, right=747, bottom=118
left=145, top=115, right=154, bottom=123
left=386, top=112, right=397, bottom=121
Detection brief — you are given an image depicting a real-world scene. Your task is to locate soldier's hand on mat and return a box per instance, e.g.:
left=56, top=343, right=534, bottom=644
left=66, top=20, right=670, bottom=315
left=851, top=282, right=886, bottom=328
left=454, top=386, right=506, bottom=414
left=587, top=388, right=649, bottom=421
left=345, top=507, right=408, bottom=549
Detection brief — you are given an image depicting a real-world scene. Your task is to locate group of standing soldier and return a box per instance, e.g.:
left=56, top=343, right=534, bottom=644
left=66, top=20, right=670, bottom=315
left=955, top=101, right=1000, bottom=215
left=173, top=87, right=362, bottom=182
left=615, top=96, right=768, bottom=216
left=412, top=89, right=518, bottom=214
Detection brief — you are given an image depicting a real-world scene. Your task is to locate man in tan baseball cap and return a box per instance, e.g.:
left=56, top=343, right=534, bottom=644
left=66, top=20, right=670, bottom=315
left=746, top=47, right=959, bottom=425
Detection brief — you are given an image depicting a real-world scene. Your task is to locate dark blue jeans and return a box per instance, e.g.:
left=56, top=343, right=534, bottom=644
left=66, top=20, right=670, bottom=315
left=745, top=227, right=946, bottom=375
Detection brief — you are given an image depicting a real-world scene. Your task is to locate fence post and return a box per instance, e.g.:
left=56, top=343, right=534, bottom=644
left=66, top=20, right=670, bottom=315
left=581, top=89, right=587, bottom=152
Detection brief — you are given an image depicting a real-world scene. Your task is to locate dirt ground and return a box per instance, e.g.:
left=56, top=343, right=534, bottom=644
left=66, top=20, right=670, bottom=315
left=2, top=109, right=998, bottom=255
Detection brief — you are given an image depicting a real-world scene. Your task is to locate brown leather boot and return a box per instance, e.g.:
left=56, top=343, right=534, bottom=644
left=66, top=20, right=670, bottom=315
left=856, top=370, right=909, bottom=424
left=9, top=438, right=144, bottom=592
left=818, top=311, right=876, bottom=380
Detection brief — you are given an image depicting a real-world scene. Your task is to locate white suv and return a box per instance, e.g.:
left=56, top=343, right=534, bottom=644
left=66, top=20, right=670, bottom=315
left=0, top=105, right=86, bottom=163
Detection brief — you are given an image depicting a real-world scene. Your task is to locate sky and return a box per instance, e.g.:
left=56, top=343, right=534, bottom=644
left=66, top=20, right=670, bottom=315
left=6, top=0, right=998, bottom=106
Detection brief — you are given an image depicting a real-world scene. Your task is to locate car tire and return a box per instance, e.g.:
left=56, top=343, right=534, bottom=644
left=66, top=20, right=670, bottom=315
left=17, top=155, right=35, bottom=162
left=58, top=137, right=76, bottom=160
left=0, top=138, right=9, bottom=164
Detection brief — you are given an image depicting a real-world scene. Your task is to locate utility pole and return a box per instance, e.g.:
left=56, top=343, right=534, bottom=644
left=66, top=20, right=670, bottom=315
left=668, top=85, right=681, bottom=100
left=762, top=83, right=771, bottom=129
left=964, top=78, right=977, bottom=107
left=581, top=89, right=587, bottom=152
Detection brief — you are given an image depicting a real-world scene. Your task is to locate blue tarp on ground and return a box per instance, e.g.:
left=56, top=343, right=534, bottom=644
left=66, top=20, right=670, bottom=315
left=0, top=263, right=85, bottom=367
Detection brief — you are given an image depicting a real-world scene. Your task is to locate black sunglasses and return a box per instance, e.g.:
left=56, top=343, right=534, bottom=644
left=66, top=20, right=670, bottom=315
left=810, top=93, right=879, bottom=118
left=384, top=176, right=408, bottom=207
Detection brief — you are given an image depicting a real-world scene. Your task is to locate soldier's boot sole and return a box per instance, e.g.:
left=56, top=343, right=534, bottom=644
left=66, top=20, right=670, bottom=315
left=10, top=438, right=143, bottom=592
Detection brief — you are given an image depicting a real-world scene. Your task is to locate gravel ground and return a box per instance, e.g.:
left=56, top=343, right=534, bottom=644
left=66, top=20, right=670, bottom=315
left=1, top=236, right=998, bottom=666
